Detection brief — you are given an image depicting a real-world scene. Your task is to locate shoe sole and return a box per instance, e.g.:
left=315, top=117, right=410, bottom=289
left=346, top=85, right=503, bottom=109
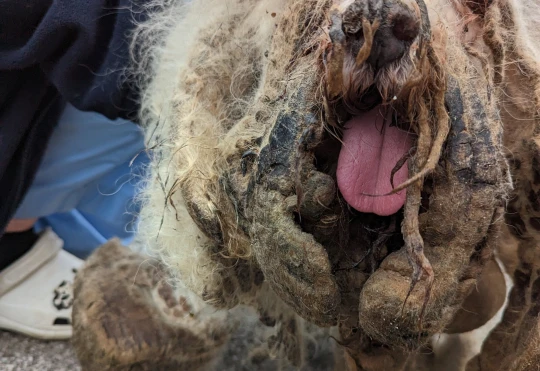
left=0, top=314, right=72, bottom=340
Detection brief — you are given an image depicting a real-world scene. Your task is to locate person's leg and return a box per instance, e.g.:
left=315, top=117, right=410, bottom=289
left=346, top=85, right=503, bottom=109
left=0, top=104, right=147, bottom=339
left=5, top=219, right=37, bottom=233
left=14, top=103, right=147, bottom=257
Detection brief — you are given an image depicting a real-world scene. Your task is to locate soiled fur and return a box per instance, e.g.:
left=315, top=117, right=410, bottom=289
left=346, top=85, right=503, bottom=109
left=131, top=0, right=540, bottom=369
left=72, top=239, right=232, bottom=370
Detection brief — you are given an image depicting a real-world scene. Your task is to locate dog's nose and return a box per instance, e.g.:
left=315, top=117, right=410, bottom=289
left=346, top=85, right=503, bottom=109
left=369, top=3, right=420, bottom=69
left=342, top=0, right=421, bottom=70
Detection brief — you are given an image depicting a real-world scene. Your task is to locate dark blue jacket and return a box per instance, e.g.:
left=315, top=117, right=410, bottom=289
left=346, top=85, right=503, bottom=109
left=0, top=0, right=149, bottom=234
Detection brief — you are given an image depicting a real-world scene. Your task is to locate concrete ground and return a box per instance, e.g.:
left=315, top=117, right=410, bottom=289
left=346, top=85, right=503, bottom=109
left=0, top=331, right=80, bottom=371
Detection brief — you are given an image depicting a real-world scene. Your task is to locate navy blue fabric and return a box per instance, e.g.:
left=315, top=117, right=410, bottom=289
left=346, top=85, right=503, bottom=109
left=0, top=0, right=149, bottom=234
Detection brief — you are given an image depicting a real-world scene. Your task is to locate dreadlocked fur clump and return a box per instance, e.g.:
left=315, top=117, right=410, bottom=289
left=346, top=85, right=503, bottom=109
left=131, top=0, right=540, bottom=369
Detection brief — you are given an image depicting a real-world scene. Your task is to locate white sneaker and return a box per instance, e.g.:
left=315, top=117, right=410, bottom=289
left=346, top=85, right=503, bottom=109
left=0, top=228, right=82, bottom=339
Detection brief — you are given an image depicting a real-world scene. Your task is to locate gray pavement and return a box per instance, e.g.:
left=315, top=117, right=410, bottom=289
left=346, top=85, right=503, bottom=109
left=0, top=331, right=80, bottom=371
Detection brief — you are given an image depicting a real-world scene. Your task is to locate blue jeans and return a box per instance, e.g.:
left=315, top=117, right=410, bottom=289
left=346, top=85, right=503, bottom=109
left=14, top=104, right=147, bottom=258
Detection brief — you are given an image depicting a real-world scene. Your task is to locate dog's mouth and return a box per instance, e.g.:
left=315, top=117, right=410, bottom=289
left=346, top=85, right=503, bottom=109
left=309, top=95, right=424, bottom=274
left=301, top=46, right=437, bottom=275
left=337, top=105, right=413, bottom=216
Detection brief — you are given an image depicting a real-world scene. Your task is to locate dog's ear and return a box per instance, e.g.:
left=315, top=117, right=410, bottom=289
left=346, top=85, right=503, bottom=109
left=463, top=0, right=494, bottom=17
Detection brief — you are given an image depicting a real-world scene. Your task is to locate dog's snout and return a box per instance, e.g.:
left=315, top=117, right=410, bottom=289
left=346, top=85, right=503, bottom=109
left=341, top=0, right=420, bottom=70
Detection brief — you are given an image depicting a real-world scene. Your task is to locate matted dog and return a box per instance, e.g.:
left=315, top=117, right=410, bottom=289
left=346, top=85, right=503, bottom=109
left=73, top=0, right=540, bottom=370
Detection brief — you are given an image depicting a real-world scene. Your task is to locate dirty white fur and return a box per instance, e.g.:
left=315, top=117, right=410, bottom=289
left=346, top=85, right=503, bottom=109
left=511, top=0, right=540, bottom=62
left=132, top=0, right=287, bottom=297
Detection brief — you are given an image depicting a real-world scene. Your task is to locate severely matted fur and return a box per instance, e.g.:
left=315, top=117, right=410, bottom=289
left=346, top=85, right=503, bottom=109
left=129, top=0, right=540, bottom=369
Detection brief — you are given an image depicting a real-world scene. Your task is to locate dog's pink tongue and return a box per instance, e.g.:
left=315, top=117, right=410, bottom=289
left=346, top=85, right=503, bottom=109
left=337, top=106, right=413, bottom=216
